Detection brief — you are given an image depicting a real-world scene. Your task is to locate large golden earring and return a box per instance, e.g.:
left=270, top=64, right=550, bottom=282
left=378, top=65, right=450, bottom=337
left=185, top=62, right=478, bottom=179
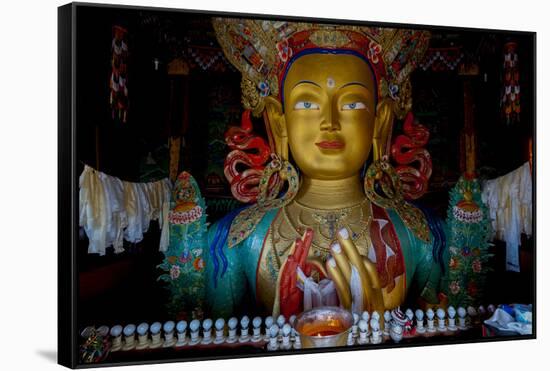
left=257, top=154, right=299, bottom=211
left=364, top=156, right=430, bottom=242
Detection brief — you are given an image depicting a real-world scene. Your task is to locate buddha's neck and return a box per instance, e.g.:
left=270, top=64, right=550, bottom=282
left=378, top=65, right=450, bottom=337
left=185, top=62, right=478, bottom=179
left=294, top=174, right=366, bottom=210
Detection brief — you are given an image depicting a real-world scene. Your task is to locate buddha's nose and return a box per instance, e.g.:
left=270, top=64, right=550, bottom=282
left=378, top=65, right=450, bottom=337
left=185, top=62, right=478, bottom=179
left=321, top=120, right=341, bottom=132
left=320, top=108, right=340, bottom=132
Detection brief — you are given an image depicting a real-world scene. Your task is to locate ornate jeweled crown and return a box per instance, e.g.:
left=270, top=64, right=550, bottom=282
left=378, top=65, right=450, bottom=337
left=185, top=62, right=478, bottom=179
left=213, top=17, right=433, bottom=245
left=212, top=17, right=430, bottom=116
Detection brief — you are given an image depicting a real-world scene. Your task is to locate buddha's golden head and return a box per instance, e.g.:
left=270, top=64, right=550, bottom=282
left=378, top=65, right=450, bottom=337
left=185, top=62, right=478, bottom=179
left=264, top=50, right=391, bottom=180
left=213, top=18, right=430, bottom=202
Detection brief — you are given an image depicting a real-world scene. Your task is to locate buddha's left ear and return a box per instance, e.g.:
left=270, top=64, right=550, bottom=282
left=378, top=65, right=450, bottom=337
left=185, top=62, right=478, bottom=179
left=263, top=96, right=289, bottom=161
left=372, top=98, right=395, bottom=161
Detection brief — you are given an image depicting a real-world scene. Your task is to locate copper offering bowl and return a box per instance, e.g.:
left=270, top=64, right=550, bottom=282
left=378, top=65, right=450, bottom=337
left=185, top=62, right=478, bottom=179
left=294, top=306, right=353, bottom=348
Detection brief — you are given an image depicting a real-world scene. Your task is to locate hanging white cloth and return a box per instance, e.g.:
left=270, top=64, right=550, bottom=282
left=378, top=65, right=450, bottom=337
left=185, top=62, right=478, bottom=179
left=123, top=181, right=146, bottom=244
left=158, top=180, right=172, bottom=252
left=79, top=165, right=172, bottom=255
left=79, top=165, right=109, bottom=255
left=99, top=171, right=127, bottom=253
left=481, top=162, right=532, bottom=272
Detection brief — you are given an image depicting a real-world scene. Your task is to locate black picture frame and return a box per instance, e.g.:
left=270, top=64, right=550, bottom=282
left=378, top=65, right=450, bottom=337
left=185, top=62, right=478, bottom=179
left=58, top=2, right=536, bottom=368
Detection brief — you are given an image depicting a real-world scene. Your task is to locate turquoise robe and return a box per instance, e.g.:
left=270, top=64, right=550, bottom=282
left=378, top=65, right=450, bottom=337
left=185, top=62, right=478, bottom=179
left=202, top=204, right=448, bottom=319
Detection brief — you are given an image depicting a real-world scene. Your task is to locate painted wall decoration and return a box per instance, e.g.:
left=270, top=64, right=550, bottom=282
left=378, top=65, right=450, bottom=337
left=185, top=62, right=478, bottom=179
left=446, top=176, right=493, bottom=307
left=157, top=172, right=208, bottom=318
left=420, top=47, right=464, bottom=72
left=501, top=41, right=521, bottom=125
left=110, top=25, right=129, bottom=123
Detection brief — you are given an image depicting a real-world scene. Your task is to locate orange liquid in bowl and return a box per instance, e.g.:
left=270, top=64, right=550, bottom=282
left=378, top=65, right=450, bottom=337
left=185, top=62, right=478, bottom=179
left=301, top=322, right=347, bottom=337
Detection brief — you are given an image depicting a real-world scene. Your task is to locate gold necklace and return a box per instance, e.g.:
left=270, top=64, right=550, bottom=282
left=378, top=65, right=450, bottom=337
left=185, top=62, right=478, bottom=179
left=281, top=199, right=372, bottom=256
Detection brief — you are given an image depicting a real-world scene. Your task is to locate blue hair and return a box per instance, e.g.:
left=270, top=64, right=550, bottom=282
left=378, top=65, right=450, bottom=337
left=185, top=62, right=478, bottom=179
left=208, top=206, right=248, bottom=288
left=411, top=201, right=447, bottom=274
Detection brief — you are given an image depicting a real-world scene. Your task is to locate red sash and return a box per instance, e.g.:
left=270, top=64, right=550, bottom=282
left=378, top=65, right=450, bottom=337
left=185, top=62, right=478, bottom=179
left=369, top=204, right=405, bottom=293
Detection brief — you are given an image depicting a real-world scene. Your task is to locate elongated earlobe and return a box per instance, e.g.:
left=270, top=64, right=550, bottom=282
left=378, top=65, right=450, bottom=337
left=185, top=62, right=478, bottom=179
left=372, top=98, right=395, bottom=161
left=263, top=96, right=288, bottom=161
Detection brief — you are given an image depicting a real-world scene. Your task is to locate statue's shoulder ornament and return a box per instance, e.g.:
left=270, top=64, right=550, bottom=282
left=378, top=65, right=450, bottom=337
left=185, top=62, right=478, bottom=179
left=227, top=204, right=272, bottom=248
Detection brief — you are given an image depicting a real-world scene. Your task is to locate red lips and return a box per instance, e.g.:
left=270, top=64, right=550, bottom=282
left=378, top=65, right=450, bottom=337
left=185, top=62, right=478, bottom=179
left=315, top=140, right=345, bottom=149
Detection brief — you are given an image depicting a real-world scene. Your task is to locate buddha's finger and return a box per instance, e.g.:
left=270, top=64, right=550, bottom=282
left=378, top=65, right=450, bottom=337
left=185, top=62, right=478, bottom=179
left=362, top=256, right=381, bottom=289
left=330, top=242, right=351, bottom=282
left=296, top=229, right=313, bottom=265
left=336, top=227, right=372, bottom=287
left=337, top=227, right=383, bottom=311
left=326, top=257, right=352, bottom=309
left=287, top=238, right=298, bottom=256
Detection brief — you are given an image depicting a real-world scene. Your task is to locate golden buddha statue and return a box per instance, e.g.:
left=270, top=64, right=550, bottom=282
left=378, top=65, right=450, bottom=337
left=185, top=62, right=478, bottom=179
left=167, top=18, right=449, bottom=320
left=258, top=52, right=411, bottom=315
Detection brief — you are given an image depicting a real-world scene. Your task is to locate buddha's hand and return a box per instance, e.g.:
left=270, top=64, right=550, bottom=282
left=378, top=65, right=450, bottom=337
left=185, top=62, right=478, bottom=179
left=279, top=228, right=325, bottom=318
left=325, top=227, right=385, bottom=314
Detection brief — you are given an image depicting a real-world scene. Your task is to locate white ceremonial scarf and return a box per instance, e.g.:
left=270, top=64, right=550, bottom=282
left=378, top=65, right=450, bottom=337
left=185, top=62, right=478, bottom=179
left=481, top=162, right=532, bottom=272
left=79, top=165, right=172, bottom=255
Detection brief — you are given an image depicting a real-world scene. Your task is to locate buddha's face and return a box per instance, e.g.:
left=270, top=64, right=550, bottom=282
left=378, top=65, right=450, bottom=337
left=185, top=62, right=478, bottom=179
left=281, top=53, right=376, bottom=180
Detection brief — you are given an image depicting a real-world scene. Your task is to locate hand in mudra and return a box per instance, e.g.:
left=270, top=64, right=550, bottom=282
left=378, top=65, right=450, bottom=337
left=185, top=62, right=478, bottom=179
left=279, top=228, right=328, bottom=318
left=325, top=227, right=385, bottom=314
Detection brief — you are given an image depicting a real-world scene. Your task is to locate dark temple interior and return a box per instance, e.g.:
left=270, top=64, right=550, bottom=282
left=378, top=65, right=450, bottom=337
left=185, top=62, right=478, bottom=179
left=73, top=5, right=535, bottom=361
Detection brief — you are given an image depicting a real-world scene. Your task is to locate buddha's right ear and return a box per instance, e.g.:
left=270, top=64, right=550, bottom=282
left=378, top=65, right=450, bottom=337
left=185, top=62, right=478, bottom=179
left=263, top=96, right=288, bottom=161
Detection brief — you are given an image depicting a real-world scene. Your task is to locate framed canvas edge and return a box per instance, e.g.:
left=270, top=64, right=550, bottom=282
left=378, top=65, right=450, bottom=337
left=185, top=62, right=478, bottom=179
left=68, top=1, right=536, bottom=35
left=57, top=2, right=538, bottom=369
left=58, top=2, right=79, bottom=369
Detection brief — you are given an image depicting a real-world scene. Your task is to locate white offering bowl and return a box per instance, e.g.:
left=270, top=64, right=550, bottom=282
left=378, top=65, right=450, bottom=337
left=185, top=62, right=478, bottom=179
left=294, top=306, right=353, bottom=349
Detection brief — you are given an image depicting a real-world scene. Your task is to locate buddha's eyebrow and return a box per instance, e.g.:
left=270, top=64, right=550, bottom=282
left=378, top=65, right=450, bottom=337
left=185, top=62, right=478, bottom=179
left=292, top=80, right=322, bottom=90
left=338, top=82, right=370, bottom=91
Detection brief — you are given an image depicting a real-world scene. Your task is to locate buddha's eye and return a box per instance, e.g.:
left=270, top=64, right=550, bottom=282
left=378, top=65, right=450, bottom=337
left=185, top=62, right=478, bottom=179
left=342, top=102, right=367, bottom=110
left=294, top=101, right=320, bottom=110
